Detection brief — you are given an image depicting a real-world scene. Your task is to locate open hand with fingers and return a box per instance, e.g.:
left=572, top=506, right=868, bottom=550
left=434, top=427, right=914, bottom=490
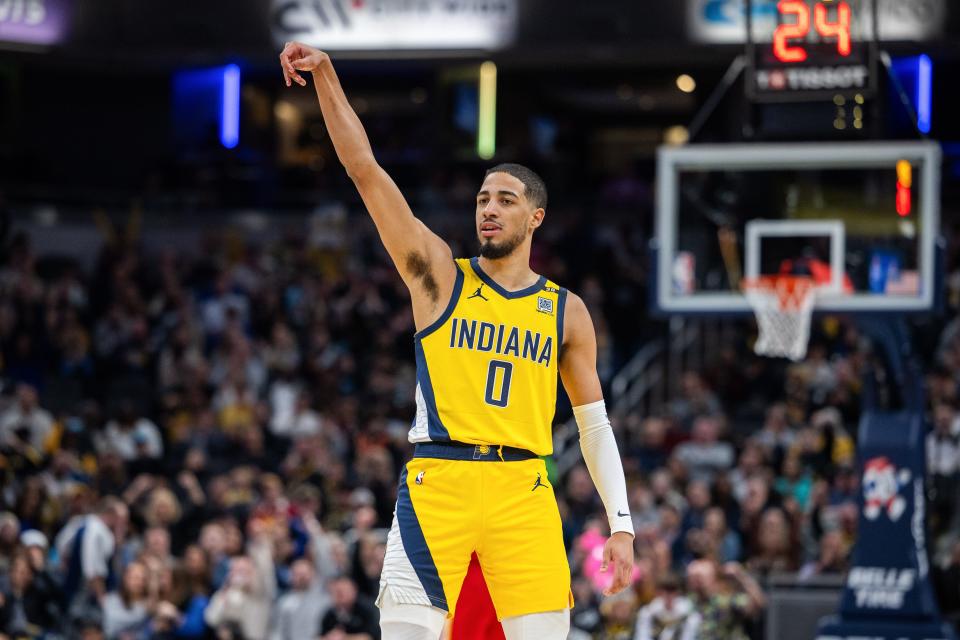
left=278, top=41, right=330, bottom=87
left=601, top=531, right=635, bottom=596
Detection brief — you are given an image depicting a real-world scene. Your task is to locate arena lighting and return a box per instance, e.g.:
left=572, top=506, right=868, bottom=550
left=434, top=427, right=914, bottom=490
left=477, top=61, right=497, bottom=160
left=891, top=54, right=933, bottom=135
left=896, top=159, right=912, bottom=217
left=676, top=74, right=696, bottom=93
left=664, top=125, right=689, bottom=146
left=917, top=54, right=932, bottom=134
left=221, top=64, right=241, bottom=149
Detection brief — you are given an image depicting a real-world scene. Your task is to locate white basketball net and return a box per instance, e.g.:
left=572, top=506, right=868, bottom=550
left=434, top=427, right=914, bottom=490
left=743, top=276, right=817, bottom=362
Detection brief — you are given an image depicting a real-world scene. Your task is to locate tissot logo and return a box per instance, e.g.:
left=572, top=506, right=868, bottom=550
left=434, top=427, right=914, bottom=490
left=756, top=65, right=869, bottom=92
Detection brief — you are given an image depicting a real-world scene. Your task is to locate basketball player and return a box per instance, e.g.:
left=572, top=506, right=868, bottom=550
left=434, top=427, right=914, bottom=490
left=280, top=42, right=635, bottom=640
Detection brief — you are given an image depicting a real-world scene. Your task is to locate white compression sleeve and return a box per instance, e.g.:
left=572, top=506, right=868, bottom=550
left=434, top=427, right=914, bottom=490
left=573, top=399, right=633, bottom=536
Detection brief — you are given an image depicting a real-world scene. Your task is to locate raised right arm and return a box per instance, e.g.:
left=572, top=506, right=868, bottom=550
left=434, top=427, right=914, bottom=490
left=279, top=43, right=456, bottom=320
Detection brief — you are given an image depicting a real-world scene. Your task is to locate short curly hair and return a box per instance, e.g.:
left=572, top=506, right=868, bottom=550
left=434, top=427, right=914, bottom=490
left=484, top=163, right=548, bottom=210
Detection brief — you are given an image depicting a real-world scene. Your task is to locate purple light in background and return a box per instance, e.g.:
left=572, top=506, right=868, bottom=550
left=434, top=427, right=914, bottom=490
left=0, top=0, right=71, bottom=45
left=917, top=54, right=932, bottom=134
left=220, top=64, right=240, bottom=149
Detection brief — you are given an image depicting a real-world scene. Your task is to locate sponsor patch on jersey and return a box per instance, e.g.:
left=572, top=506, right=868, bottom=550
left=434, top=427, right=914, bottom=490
left=537, top=296, right=554, bottom=315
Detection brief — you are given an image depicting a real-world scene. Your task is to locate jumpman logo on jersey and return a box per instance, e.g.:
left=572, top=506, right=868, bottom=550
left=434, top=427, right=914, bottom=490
left=468, top=283, right=489, bottom=301
left=531, top=472, right=549, bottom=492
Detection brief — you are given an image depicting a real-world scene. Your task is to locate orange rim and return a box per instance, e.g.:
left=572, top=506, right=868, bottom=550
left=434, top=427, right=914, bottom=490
left=743, top=275, right=816, bottom=312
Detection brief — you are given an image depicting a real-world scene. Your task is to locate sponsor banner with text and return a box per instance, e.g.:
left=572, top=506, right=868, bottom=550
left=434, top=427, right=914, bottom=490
left=0, top=0, right=71, bottom=45
left=688, top=0, right=944, bottom=44
left=271, top=0, right=518, bottom=51
left=816, top=410, right=957, bottom=640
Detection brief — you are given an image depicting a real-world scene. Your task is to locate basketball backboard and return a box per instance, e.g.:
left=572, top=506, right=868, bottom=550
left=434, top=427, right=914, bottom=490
left=653, top=141, right=941, bottom=315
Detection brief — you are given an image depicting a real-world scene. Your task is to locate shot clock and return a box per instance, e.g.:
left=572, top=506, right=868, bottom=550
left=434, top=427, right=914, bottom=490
left=773, top=0, right=852, bottom=63
left=746, top=0, right=877, bottom=102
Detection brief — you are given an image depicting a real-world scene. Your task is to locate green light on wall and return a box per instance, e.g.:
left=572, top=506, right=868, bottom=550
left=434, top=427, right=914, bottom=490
left=477, top=61, right=497, bottom=160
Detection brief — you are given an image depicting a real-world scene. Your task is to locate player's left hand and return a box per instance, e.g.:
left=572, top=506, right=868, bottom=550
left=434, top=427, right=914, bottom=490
left=601, top=531, right=635, bottom=596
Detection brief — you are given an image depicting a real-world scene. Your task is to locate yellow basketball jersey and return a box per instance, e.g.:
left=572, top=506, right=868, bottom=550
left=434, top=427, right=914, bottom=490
left=408, top=258, right=567, bottom=456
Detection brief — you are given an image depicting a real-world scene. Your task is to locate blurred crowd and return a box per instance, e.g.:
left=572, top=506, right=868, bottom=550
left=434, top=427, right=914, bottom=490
left=0, top=204, right=959, bottom=640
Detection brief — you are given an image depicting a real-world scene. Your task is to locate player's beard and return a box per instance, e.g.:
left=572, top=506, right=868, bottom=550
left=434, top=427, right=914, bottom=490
left=478, top=226, right=526, bottom=260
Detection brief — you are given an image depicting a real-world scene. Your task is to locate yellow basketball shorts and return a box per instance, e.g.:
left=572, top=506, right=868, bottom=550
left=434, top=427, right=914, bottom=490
left=377, top=441, right=573, bottom=620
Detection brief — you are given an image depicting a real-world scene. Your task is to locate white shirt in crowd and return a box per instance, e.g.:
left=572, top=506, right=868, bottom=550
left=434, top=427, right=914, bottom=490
left=927, top=432, right=960, bottom=477
left=269, top=585, right=330, bottom=640
left=95, top=418, right=163, bottom=460
left=269, top=382, right=322, bottom=440
left=102, top=592, right=148, bottom=639
left=0, top=403, right=54, bottom=451
left=201, top=292, right=249, bottom=336
left=54, top=514, right=115, bottom=581
left=205, top=539, right=276, bottom=640
left=634, top=595, right=700, bottom=640
left=673, top=441, right=735, bottom=483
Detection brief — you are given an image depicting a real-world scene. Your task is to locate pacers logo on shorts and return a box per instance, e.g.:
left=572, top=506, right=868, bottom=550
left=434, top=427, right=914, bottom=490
left=473, top=444, right=491, bottom=459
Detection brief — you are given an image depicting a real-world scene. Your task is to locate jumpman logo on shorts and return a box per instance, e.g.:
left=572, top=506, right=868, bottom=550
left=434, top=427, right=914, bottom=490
left=531, top=472, right=549, bottom=492
left=468, top=284, right=489, bottom=301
